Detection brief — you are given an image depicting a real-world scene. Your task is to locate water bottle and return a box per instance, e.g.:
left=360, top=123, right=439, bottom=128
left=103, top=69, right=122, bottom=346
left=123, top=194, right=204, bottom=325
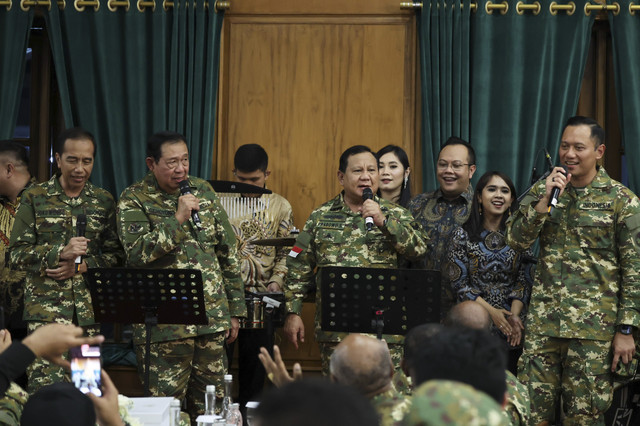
left=226, top=402, right=242, bottom=426
left=221, top=374, right=233, bottom=418
left=205, top=384, right=216, bottom=416
left=170, top=398, right=181, bottom=426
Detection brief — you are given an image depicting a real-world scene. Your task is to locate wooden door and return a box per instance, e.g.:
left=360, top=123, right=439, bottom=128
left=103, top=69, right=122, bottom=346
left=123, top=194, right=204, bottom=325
left=215, top=0, right=418, bottom=374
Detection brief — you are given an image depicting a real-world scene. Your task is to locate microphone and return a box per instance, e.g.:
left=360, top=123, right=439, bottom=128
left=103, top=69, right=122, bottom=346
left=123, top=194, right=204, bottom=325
left=75, top=213, right=86, bottom=273
left=547, top=166, right=568, bottom=216
left=544, top=148, right=554, bottom=171
left=362, top=187, right=374, bottom=231
left=178, top=180, right=203, bottom=230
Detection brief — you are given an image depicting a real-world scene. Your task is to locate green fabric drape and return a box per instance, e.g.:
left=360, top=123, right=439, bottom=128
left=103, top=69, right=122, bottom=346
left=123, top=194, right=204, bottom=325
left=417, top=0, right=472, bottom=192
left=0, top=7, right=33, bottom=139
left=470, top=0, right=594, bottom=194
left=609, top=0, right=640, bottom=194
left=46, top=1, right=223, bottom=196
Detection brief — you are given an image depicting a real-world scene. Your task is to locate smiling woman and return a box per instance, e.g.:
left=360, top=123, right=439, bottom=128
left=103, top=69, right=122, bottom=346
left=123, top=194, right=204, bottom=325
left=375, top=145, right=411, bottom=208
left=444, top=171, right=536, bottom=374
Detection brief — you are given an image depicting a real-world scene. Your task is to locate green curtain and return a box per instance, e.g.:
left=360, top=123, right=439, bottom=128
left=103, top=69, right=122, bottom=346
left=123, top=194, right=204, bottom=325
left=609, top=0, right=640, bottom=194
left=417, top=0, right=472, bottom=192
left=45, top=1, right=223, bottom=197
left=469, top=0, right=594, bottom=194
left=0, top=6, right=33, bottom=139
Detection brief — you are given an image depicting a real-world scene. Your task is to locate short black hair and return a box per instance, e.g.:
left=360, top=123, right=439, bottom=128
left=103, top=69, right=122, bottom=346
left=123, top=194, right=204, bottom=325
left=440, top=136, right=476, bottom=165
left=255, top=379, right=379, bottom=426
left=0, top=140, right=29, bottom=166
left=234, top=144, right=268, bottom=172
left=338, top=145, right=374, bottom=173
left=403, top=323, right=444, bottom=372
left=55, top=128, right=96, bottom=157
left=147, top=131, right=186, bottom=162
left=564, top=116, right=605, bottom=147
left=412, top=327, right=507, bottom=404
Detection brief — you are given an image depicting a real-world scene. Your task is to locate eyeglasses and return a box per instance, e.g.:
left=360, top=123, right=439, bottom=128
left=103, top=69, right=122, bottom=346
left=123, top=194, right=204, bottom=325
left=437, top=161, right=470, bottom=172
left=162, top=157, right=189, bottom=170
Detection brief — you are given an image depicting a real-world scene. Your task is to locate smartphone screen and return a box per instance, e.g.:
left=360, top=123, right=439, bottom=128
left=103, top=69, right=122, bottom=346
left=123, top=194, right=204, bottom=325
left=70, top=344, right=102, bottom=397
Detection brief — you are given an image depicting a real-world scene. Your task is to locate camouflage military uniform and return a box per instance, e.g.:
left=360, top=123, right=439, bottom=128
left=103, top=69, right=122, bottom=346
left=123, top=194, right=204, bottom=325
left=0, top=382, right=28, bottom=425
left=506, top=168, right=640, bottom=425
left=285, top=193, right=428, bottom=375
left=503, top=370, right=530, bottom=426
left=9, top=176, right=123, bottom=392
left=370, top=384, right=412, bottom=426
left=0, top=177, right=36, bottom=333
left=117, top=172, right=246, bottom=420
left=407, top=185, right=473, bottom=318
left=402, top=380, right=507, bottom=425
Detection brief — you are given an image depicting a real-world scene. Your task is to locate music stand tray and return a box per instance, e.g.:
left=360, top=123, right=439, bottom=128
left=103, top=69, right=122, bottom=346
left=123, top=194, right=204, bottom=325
left=320, top=266, right=440, bottom=337
left=87, top=267, right=208, bottom=396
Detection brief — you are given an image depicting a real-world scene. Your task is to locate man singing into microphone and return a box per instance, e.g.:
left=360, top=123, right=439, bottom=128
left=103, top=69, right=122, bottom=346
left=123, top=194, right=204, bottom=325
left=9, top=128, right=124, bottom=392
left=284, top=145, right=428, bottom=375
left=506, top=116, right=640, bottom=424
left=116, top=131, right=245, bottom=421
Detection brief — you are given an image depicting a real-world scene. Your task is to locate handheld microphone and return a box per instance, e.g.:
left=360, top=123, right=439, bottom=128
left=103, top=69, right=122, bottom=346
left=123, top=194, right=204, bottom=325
left=178, top=180, right=203, bottom=230
left=362, top=187, right=374, bottom=231
left=75, top=213, right=86, bottom=273
left=547, top=166, right=568, bottom=216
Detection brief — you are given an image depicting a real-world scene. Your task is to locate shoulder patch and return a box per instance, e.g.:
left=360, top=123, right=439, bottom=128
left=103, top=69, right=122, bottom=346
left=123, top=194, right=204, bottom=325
left=127, top=223, right=144, bottom=234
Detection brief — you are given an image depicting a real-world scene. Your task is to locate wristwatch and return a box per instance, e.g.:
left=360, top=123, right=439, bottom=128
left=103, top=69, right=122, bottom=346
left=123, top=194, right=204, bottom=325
left=618, top=324, right=635, bottom=335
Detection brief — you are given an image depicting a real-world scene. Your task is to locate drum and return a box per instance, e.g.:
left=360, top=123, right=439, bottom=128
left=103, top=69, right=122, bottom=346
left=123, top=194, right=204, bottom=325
left=239, top=292, right=286, bottom=329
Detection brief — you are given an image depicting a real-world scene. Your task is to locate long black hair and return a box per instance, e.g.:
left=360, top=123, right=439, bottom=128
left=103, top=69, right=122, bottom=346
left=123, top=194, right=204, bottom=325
left=375, top=145, right=412, bottom=207
left=463, top=171, right=518, bottom=242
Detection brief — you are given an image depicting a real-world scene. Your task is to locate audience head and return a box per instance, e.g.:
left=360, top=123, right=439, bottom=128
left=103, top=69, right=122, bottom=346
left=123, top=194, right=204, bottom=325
left=401, top=323, right=444, bottom=378
left=233, top=143, right=270, bottom=190
left=402, top=380, right=507, bottom=426
left=375, top=145, right=412, bottom=207
left=445, top=300, right=491, bottom=330
left=560, top=116, right=605, bottom=187
left=337, top=145, right=379, bottom=204
left=146, top=131, right=189, bottom=193
left=54, top=128, right=96, bottom=195
left=21, top=382, right=96, bottom=426
left=0, top=140, right=29, bottom=167
left=462, top=171, right=517, bottom=242
left=0, top=140, right=30, bottom=200
left=254, top=379, right=379, bottom=426
left=329, top=333, right=394, bottom=397
left=436, top=137, right=476, bottom=199
left=412, top=327, right=507, bottom=404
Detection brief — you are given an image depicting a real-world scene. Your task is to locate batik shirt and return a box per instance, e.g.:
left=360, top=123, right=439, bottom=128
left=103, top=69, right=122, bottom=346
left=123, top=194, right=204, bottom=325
left=285, top=192, right=428, bottom=343
left=117, top=172, right=246, bottom=344
left=506, top=168, right=640, bottom=340
left=10, top=176, right=123, bottom=325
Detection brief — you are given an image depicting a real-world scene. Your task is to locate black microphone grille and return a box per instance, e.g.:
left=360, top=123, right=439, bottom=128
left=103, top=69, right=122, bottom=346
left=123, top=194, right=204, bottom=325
left=178, top=179, right=191, bottom=193
left=362, top=187, right=373, bottom=200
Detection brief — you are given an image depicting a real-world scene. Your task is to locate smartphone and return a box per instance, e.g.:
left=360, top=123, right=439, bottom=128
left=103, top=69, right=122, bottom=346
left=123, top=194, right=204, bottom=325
left=70, top=344, right=102, bottom=397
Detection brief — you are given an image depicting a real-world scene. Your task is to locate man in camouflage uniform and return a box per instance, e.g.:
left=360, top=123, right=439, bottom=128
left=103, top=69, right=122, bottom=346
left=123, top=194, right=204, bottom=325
left=506, top=116, right=640, bottom=425
left=407, top=137, right=476, bottom=319
left=9, top=128, right=123, bottom=392
left=0, top=141, right=36, bottom=341
left=117, top=131, right=246, bottom=420
left=283, top=145, right=429, bottom=374
left=403, top=380, right=507, bottom=426
left=330, top=333, right=411, bottom=426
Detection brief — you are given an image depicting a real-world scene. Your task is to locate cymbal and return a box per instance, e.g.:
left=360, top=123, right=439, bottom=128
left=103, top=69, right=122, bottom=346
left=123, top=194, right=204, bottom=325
left=252, top=237, right=297, bottom=247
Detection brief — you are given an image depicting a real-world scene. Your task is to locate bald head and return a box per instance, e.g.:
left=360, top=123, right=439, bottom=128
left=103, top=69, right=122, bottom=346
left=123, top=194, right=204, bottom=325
left=329, top=334, right=393, bottom=397
left=445, top=300, right=491, bottom=330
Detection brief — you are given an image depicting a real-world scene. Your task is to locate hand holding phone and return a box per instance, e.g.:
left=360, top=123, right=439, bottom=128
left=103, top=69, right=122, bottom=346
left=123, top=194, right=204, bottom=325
left=70, top=344, right=103, bottom=397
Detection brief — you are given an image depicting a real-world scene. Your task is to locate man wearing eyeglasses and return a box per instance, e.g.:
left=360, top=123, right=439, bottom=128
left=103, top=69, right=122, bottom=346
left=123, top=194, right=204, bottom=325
left=116, top=131, right=246, bottom=421
left=407, top=137, right=477, bottom=318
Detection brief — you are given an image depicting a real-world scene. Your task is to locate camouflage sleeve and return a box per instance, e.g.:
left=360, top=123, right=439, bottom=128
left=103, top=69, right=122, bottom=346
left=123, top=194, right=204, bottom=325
left=284, top=219, right=316, bottom=315
left=210, top=195, right=245, bottom=318
left=446, top=227, right=476, bottom=302
left=84, top=197, right=124, bottom=269
left=380, top=205, right=429, bottom=261
left=616, top=206, right=640, bottom=326
left=9, top=191, right=64, bottom=273
left=506, top=184, right=547, bottom=251
left=116, top=190, right=191, bottom=266
left=270, top=205, right=294, bottom=288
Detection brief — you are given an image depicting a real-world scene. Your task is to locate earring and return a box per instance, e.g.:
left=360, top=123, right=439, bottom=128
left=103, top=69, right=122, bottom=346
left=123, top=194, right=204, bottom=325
left=478, top=204, right=483, bottom=215
left=404, top=175, right=409, bottom=189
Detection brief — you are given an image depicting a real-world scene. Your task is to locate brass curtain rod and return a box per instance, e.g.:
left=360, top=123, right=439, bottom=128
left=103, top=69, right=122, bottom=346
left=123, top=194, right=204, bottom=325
left=14, top=0, right=229, bottom=11
left=401, top=1, right=640, bottom=15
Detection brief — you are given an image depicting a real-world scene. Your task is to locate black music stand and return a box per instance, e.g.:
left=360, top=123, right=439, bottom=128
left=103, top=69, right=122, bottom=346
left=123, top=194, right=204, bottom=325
left=209, top=180, right=272, bottom=195
left=320, top=266, right=440, bottom=338
left=87, top=267, right=208, bottom=396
